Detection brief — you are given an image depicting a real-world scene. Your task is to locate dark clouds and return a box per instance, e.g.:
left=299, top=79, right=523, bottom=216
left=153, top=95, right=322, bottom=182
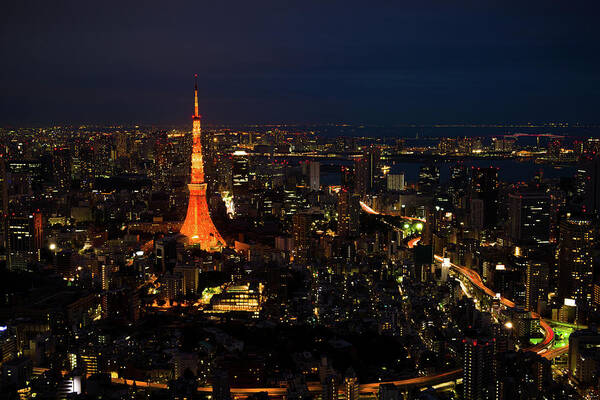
left=1, top=0, right=599, bottom=125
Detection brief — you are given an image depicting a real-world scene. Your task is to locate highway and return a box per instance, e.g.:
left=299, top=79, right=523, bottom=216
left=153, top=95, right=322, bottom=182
left=433, top=255, right=555, bottom=353
left=407, top=237, right=421, bottom=248
left=359, top=201, right=426, bottom=222
left=111, top=205, right=558, bottom=397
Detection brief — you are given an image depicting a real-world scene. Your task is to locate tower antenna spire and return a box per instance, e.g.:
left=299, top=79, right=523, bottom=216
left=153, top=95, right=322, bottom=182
left=194, top=74, right=199, bottom=117
left=180, top=74, right=224, bottom=250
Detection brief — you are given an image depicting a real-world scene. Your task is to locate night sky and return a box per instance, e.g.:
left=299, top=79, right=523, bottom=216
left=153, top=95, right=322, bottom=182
left=1, top=1, right=599, bottom=126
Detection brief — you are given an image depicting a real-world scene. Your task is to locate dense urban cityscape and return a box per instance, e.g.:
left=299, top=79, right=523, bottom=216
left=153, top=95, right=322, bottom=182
left=2, top=80, right=600, bottom=399
left=3, top=1, right=600, bottom=400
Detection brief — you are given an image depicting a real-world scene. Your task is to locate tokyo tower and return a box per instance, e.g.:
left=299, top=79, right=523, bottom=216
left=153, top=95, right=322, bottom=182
left=180, top=75, right=225, bottom=250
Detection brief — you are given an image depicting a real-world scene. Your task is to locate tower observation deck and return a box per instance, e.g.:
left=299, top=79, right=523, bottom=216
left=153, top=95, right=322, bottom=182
left=180, top=75, right=225, bottom=251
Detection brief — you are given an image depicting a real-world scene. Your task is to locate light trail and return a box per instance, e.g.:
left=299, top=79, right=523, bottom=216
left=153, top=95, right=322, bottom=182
left=433, top=255, right=555, bottom=353
left=113, top=208, right=560, bottom=396
left=359, top=200, right=380, bottom=215
left=407, top=237, right=421, bottom=248
left=359, top=201, right=426, bottom=222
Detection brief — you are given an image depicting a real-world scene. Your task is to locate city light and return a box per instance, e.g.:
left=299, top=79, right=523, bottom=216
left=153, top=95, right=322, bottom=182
left=1, top=6, right=597, bottom=398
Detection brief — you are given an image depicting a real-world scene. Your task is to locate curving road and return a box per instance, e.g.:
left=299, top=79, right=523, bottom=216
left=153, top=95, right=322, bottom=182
left=359, top=201, right=426, bottom=222
left=433, top=255, right=555, bottom=353
left=407, top=237, right=421, bottom=248
left=112, top=206, right=558, bottom=396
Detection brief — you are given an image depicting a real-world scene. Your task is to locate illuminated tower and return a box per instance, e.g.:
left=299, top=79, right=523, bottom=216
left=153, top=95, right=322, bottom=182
left=180, top=75, right=225, bottom=250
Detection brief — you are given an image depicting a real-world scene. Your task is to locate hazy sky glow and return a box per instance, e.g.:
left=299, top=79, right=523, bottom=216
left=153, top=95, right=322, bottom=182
left=1, top=1, right=599, bottom=125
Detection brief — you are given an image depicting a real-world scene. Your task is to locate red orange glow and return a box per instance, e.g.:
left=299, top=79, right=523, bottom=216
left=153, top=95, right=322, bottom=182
left=180, top=77, right=224, bottom=251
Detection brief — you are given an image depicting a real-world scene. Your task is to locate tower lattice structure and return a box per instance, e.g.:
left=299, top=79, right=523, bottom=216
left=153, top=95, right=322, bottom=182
left=180, top=75, right=225, bottom=250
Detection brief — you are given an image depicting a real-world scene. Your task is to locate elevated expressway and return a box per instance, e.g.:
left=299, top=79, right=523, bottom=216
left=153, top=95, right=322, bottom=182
left=433, top=255, right=555, bottom=355
left=112, top=255, right=556, bottom=397
left=111, top=205, right=558, bottom=397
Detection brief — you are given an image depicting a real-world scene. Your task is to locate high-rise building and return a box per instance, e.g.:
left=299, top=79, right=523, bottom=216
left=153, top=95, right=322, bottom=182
left=180, top=76, right=225, bottom=251
left=581, top=156, right=600, bottom=215
left=525, top=260, right=549, bottom=313
left=354, top=147, right=381, bottom=196
left=547, top=139, right=561, bottom=161
left=463, top=337, right=495, bottom=400
left=173, top=352, right=199, bottom=380
left=0, top=158, right=7, bottom=215
left=173, top=264, right=199, bottom=296
left=343, top=368, right=359, bottom=400
left=470, top=167, right=499, bottom=228
left=292, top=213, right=314, bottom=264
left=322, top=374, right=338, bottom=400
left=232, top=150, right=250, bottom=196
left=309, top=161, right=320, bottom=191
left=0, top=159, right=7, bottom=248
left=341, top=165, right=355, bottom=192
left=386, top=172, right=404, bottom=192
left=163, top=272, right=183, bottom=304
left=495, top=351, right=551, bottom=400
left=509, top=189, right=551, bottom=244
left=568, top=328, right=600, bottom=386
left=354, top=158, right=368, bottom=196
left=153, top=131, right=171, bottom=190
left=7, top=214, right=41, bottom=271
left=470, top=198, right=484, bottom=230
left=558, top=216, right=594, bottom=307
left=53, top=147, right=71, bottom=191
left=337, top=190, right=360, bottom=238
left=418, top=164, right=439, bottom=194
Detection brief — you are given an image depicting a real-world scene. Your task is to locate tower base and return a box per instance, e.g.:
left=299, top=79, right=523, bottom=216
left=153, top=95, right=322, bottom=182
left=180, top=183, right=224, bottom=251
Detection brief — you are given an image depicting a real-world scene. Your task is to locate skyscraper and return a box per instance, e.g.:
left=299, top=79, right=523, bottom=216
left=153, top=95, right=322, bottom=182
left=509, top=189, right=551, bottom=244
left=463, top=337, right=495, bottom=400
left=309, top=161, right=320, bottom=191
left=581, top=156, right=600, bottom=215
left=568, top=328, right=600, bottom=386
left=525, top=260, right=549, bottom=313
left=470, top=167, right=499, bottom=228
left=292, top=212, right=314, bottom=264
left=558, top=216, right=594, bottom=307
left=232, top=150, right=250, bottom=196
left=343, top=368, right=359, bottom=400
left=386, top=171, right=404, bottom=192
left=7, top=213, right=40, bottom=272
left=337, top=190, right=360, bottom=238
left=354, top=147, right=381, bottom=196
left=418, top=164, right=440, bottom=194
left=180, top=76, right=225, bottom=250
left=321, top=375, right=338, bottom=400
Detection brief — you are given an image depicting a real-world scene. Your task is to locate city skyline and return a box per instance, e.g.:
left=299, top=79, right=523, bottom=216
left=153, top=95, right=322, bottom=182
left=3, top=3, right=600, bottom=400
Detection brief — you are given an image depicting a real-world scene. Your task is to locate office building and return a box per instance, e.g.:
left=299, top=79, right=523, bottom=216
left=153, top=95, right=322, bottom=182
left=509, top=189, right=550, bottom=244
left=463, top=337, right=495, bottom=400
left=525, top=260, right=549, bottom=313
left=418, top=164, right=439, bottom=194
left=386, top=172, right=405, bottom=192
left=337, top=190, right=360, bottom=238
left=309, top=161, right=320, bottom=191
left=568, top=329, right=600, bottom=386
left=470, top=167, right=499, bottom=228
left=558, top=216, right=594, bottom=307
left=343, top=368, right=359, bottom=400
